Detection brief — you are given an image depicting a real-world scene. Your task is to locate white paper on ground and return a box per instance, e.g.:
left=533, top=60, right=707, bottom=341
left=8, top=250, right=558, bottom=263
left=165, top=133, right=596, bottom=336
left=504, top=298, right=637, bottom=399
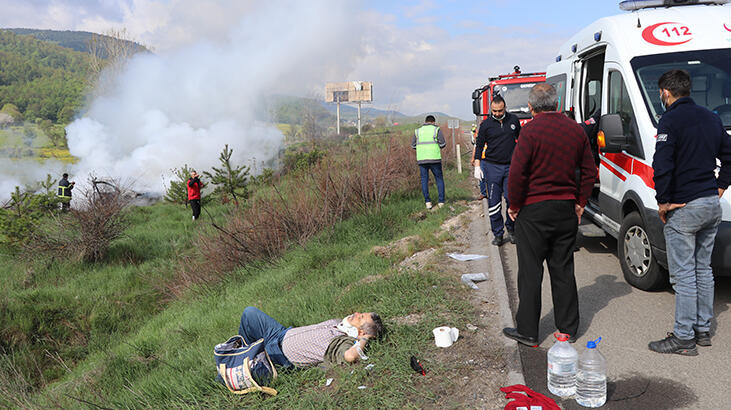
left=461, top=272, right=489, bottom=289
left=325, top=378, right=334, bottom=386
left=447, top=253, right=488, bottom=262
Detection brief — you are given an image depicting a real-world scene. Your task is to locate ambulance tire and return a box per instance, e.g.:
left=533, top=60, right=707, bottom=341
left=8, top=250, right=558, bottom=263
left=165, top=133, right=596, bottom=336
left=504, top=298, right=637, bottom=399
left=618, top=211, right=668, bottom=291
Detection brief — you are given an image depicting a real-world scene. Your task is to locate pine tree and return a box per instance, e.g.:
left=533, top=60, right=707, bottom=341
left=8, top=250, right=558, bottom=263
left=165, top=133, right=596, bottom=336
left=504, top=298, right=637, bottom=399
left=204, top=145, right=250, bottom=205
left=164, top=164, right=194, bottom=204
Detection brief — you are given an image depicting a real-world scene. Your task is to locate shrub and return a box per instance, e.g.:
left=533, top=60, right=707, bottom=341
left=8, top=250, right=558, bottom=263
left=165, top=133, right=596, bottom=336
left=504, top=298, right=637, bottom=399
left=23, top=178, right=132, bottom=262
left=0, top=180, right=61, bottom=245
left=203, top=144, right=250, bottom=205
left=163, top=165, right=194, bottom=204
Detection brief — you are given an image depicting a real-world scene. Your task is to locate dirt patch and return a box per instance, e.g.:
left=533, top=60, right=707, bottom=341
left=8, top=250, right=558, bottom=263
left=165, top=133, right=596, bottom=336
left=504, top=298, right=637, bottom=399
left=398, top=247, right=438, bottom=271
left=371, top=235, right=419, bottom=258
left=392, top=313, right=425, bottom=326
left=403, top=201, right=512, bottom=408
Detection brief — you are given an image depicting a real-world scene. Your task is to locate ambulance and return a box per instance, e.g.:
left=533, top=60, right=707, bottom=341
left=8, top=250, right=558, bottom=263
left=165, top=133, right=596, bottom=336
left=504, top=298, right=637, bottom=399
left=545, top=0, right=731, bottom=290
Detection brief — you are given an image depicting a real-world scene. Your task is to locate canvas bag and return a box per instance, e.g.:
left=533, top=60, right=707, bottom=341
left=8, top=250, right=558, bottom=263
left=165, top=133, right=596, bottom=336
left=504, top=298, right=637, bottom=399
left=214, top=335, right=278, bottom=396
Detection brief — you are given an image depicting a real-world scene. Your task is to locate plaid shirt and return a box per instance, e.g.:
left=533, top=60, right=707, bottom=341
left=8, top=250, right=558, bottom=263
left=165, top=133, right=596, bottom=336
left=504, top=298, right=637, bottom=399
left=508, top=112, right=596, bottom=210
left=281, top=319, right=345, bottom=367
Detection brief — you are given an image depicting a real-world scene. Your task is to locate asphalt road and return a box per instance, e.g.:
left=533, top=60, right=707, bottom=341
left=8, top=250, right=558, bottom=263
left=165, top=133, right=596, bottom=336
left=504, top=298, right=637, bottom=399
left=500, top=224, right=731, bottom=409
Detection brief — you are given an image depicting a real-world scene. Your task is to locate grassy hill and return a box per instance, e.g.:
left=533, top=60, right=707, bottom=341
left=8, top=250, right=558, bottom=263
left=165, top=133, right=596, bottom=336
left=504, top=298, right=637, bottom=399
left=0, top=131, right=477, bottom=408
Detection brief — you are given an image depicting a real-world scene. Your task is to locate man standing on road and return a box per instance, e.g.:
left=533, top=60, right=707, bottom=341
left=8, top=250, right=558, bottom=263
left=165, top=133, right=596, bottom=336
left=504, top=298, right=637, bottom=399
left=412, top=115, right=446, bottom=209
left=649, top=70, right=731, bottom=356
left=502, top=84, right=596, bottom=346
left=187, top=170, right=203, bottom=221
left=473, top=95, right=521, bottom=245
left=57, top=173, right=75, bottom=211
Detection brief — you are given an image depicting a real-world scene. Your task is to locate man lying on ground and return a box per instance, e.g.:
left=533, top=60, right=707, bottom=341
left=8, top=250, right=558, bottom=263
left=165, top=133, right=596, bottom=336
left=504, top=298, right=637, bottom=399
left=237, top=306, right=385, bottom=368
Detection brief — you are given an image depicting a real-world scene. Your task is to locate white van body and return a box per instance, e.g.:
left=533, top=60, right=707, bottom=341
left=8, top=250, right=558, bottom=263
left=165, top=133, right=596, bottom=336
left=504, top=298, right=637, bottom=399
left=546, top=2, right=731, bottom=290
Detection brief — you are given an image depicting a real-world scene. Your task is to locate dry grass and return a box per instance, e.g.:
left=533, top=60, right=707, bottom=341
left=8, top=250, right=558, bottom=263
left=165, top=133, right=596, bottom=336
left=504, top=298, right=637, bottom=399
left=163, top=136, right=417, bottom=298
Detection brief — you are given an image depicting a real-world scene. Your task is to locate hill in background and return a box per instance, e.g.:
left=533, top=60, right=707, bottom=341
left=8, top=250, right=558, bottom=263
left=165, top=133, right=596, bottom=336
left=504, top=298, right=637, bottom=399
left=4, top=28, right=148, bottom=57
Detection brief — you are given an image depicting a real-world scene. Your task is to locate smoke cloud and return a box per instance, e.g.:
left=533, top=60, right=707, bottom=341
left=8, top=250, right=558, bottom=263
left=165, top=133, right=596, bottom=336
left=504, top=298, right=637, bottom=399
left=4, top=0, right=364, bottom=199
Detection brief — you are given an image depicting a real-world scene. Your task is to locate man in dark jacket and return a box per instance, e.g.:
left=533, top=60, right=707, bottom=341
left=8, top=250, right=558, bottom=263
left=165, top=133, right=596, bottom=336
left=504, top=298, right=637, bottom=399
left=187, top=171, right=202, bottom=221
left=57, top=173, right=75, bottom=211
left=502, top=83, right=596, bottom=346
left=473, top=95, right=521, bottom=245
left=649, top=70, right=731, bottom=355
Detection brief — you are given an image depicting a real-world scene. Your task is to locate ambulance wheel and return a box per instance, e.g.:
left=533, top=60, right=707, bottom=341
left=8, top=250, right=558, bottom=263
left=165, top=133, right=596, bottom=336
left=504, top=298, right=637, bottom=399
left=618, top=212, right=668, bottom=291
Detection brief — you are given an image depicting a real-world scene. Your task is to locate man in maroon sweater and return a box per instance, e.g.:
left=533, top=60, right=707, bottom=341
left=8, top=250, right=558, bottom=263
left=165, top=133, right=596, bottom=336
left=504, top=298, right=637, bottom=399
left=502, top=83, right=597, bottom=346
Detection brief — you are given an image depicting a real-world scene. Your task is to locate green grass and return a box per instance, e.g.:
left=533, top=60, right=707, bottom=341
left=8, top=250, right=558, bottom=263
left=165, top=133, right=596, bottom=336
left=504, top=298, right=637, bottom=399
left=2, top=163, right=476, bottom=409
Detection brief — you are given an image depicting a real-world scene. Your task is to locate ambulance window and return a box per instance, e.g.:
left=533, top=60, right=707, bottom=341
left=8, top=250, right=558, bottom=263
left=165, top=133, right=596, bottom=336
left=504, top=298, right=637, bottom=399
left=546, top=74, right=567, bottom=112
left=584, top=80, right=601, bottom=120
left=608, top=71, right=642, bottom=157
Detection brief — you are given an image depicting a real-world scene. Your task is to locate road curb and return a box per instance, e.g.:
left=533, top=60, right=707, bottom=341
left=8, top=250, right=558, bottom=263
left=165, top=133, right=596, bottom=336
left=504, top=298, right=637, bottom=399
left=481, top=198, right=525, bottom=386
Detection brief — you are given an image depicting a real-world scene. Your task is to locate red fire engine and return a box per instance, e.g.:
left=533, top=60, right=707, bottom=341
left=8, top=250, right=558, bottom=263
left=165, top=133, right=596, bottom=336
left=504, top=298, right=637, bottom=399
left=471, top=66, right=546, bottom=127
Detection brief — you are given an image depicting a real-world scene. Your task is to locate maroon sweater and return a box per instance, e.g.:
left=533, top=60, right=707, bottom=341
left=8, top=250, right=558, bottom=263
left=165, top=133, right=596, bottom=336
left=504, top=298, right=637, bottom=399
left=508, top=112, right=597, bottom=211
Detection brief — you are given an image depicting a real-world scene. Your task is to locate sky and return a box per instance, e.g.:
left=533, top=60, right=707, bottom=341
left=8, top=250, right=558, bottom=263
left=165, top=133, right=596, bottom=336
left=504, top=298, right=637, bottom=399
left=0, top=0, right=625, bottom=119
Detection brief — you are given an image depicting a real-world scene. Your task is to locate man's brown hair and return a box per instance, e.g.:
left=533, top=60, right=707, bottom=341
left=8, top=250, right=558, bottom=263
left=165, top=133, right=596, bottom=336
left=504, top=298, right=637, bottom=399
left=658, top=69, right=691, bottom=98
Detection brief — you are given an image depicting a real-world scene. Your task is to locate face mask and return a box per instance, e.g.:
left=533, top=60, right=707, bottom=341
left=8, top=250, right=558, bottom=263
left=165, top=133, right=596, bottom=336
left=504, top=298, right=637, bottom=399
left=659, top=91, right=667, bottom=111
left=336, top=317, right=360, bottom=338
left=492, top=112, right=506, bottom=121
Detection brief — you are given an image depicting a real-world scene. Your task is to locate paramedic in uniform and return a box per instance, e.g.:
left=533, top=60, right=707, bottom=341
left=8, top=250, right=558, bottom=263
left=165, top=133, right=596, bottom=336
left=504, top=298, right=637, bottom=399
left=649, top=69, right=731, bottom=355
left=473, top=95, right=521, bottom=246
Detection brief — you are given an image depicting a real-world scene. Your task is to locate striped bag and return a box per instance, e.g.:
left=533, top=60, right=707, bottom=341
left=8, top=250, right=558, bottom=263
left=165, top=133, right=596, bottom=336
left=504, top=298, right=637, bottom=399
left=214, top=335, right=278, bottom=396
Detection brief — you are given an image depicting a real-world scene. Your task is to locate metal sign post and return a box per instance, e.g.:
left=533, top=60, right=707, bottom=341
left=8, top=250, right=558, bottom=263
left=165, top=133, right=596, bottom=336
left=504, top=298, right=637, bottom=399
left=447, top=119, right=462, bottom=173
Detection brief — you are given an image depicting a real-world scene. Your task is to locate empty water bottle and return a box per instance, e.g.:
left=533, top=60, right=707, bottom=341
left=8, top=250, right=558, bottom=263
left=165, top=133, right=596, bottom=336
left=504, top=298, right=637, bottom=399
left=576, top=337, right=607, bottom=407
left=547, top=332, right=577, bottom=397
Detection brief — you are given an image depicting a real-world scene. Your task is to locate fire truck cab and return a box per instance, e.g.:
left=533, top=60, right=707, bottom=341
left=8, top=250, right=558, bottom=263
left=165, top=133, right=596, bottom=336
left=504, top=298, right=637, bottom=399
left=545, top=0, right=731, bottom=290
left=471, top=66, right=546, bottom=126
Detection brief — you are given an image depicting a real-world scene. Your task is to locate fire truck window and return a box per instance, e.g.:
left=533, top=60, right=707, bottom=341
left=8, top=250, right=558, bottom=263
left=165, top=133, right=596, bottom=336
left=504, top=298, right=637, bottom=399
left=608, top=70, right=643, bottom=158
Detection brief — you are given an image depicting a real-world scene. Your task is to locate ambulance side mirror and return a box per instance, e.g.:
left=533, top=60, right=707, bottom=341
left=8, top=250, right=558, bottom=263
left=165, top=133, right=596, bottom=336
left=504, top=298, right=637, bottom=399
left=472, top=98, right=482, bottom=116
left=599, top=114, right=627, bottom=153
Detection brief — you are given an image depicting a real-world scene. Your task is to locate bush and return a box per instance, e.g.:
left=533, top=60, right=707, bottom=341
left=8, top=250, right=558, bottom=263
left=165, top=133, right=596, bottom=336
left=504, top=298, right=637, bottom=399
left=0, top=179, right=61, bottom=245
left=282, top=148, right=326, bottom=174
left=163, top=135, right=417, bottom=297
left=23, top=178, right=132, bottom=262
left=163, top=165, right=194, bottom=204
left=203, top=144, right=250, bottom=205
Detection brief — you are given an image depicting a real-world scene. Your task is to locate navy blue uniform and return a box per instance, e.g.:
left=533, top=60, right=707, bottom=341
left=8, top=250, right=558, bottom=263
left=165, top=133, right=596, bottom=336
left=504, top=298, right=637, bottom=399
left=474, top=113, right=521, bottom=239
left=653, top=97, right=731, bottom=204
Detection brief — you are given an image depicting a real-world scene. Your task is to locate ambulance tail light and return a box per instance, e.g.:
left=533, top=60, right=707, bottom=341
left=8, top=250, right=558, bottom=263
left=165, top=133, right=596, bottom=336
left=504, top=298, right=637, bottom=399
left=620, top=0, right=730, bottom=11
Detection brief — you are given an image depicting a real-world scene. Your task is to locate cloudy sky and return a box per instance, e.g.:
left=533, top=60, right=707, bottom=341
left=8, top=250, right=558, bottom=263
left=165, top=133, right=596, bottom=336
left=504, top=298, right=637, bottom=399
left=0, top=0, right=622, bottom=118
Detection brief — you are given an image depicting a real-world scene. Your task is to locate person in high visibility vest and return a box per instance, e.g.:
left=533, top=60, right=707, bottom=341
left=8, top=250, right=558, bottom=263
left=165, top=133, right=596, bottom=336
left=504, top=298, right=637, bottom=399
left=57, top=173, right=75, bottom=211
left=411, top=115, right=446, bottom=209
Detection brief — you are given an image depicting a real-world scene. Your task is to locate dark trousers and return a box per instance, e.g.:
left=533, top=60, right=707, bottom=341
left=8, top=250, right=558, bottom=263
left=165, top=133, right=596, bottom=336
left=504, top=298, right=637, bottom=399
left=189, top=199, right=201, bottom=220
left=483, top=161, right=514, bottom=237
left=238, top=307, right=293, bottom=368
left=419, top=163, right=445, bottom=203
left=514, top=200, right=579, bottom=339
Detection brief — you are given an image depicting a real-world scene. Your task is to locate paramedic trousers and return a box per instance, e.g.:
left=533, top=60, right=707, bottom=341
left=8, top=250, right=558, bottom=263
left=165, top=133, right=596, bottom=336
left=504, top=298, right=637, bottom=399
left=663, top=195, right=721, bottom=340
left=514, top=200, right=579, bottom=339
left=239, top=307, right=294, bottom=368
left=482, top=161, right=514, bottom=237
left=419, top=162, right=445, bottom=204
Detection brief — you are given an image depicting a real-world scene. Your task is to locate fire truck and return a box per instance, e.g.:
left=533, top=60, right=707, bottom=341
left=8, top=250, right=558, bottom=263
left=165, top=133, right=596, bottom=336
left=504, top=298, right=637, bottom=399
left=471, top=66, right=546, bottom=126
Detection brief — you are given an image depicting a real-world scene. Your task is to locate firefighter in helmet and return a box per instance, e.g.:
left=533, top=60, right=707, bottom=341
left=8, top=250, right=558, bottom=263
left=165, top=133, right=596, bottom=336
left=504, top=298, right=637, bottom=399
left=57, top=173, right=75, bottom=211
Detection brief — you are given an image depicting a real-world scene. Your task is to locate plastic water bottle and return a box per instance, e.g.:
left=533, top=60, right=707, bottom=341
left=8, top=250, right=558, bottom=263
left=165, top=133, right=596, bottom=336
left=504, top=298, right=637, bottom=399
left=576, top=337, right=607, bottom=407
left=547, top=332, right=577, bottom=397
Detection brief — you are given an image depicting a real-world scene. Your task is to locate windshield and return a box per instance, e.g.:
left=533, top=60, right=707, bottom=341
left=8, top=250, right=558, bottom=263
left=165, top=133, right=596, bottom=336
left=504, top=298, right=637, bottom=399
left=491, top=82, right=538, bottom=116
left=632, top=49, right=731, bottom=129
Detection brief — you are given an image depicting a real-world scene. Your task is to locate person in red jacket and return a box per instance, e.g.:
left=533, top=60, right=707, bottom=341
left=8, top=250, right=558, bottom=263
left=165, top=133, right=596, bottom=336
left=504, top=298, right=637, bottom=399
left=502, top=83, right=597, bottom=347
left=187, top=170, right=202, bottom=221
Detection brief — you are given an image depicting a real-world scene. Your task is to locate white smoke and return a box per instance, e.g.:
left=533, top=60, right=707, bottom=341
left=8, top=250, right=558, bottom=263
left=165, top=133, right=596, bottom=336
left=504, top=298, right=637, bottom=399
left=52, top=0, right=364, bottom=195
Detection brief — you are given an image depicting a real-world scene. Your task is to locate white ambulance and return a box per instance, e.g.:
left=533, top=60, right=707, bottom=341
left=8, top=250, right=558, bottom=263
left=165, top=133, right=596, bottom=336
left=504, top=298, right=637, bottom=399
left=545, top=0, right=731, bottom=290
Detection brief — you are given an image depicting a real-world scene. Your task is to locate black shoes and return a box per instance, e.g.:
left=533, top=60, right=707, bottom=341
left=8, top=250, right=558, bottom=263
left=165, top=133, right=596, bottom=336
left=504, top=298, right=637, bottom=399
left=695, top=331, right=712, bottom=347
left=648, top=333, right=698, bottom=356
left=492, top=235, right=505, bottom=246
left=502, top=328, right=538, bottom=347
left=506, top=230, right=516, bottom=244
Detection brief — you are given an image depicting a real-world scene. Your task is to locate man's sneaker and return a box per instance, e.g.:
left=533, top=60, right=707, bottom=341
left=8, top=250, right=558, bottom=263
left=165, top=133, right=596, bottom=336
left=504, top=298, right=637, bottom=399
left=648, top=333, right=698, bottom=356
left=492, top=235, right=505, bottom=246
left=438, top=202, right=445, bottom=208
left=425, top=202, right=433, bottom=210
left=506, top=230, right=516, bottom=244
left=502, top=327, right=538, bottom=347
left=695, top=331, right=712, bottom=347
left=477, top=194, right=486, bottom=200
